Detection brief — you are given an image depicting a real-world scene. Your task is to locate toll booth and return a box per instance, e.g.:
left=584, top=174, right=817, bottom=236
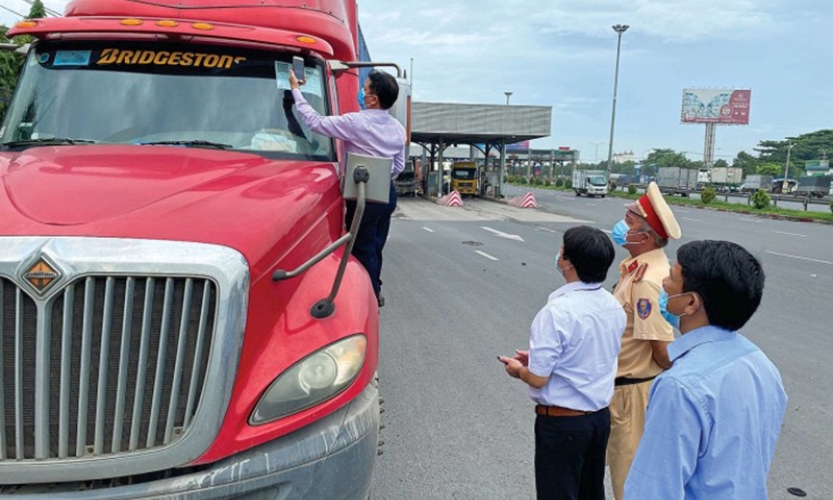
left=410, top=102, right=552, bottom=198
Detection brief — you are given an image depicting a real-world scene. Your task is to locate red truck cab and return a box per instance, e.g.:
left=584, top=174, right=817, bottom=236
left=0, top=1, right=392, bottom=497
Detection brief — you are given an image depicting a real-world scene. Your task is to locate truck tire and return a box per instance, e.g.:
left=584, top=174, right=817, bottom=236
left=575, top=191, right=581, bottom=197
left=601, top=195, right=606, bottom=198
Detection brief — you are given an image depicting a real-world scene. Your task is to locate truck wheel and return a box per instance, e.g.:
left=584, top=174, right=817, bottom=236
left=601, top=195, right=606, bottom=198
left=575, top=191, right=581, bottom=197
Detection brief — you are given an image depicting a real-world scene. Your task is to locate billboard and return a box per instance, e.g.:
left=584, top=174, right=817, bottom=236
left=681, top=89, right=751, bottom=125
left=506, top=140, right=531, bottom=151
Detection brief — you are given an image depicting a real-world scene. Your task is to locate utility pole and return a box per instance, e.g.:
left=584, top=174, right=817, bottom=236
left=782, top=142, right=794, bottom=193
left=504, top=92, right=513, bottom=105
left=606, top=24, right=629, bottom=173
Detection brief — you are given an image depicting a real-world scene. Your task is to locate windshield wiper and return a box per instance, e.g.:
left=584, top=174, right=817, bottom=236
left=139, top=140, right=233, bottom=150
left=1, top=138, right=96, bottom=149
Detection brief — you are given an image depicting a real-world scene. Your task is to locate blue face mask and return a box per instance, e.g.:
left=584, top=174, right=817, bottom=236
left=658, top=289, right=681, bottom=329
left=357, top=87, right=366, bottom=110
left=611, top=220, right=630, bottom=247
left=555, top=252, right=564, bottom=276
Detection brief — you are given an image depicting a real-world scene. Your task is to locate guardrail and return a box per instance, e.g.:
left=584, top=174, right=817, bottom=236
left=622, top=185, right=830, bottom=212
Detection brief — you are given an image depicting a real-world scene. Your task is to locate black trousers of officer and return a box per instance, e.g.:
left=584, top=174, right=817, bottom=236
left=535, top=408, right=610, bottom=500
left=345, top=180, right=396, bottom=298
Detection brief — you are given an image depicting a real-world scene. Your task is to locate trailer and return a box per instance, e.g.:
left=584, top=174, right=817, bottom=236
left=741, top=174, right=773, bottom=192
left=657, top=167, right=699, bottom=196
left=796, top=175, right=832, bottom=198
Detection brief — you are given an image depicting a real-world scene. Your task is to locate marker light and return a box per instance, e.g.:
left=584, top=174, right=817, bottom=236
left=296, top=36, right=317, bottom=44
left=191, top=22, right=214, bottom=31
left=120, top=19, right=143, bottom=26
left=15, top=21, right=38, bottom=28
left=156, top=20, right=179, bottom=27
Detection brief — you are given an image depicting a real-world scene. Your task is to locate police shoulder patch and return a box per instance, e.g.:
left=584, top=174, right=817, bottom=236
left=637, top=298, right=652, bottom=319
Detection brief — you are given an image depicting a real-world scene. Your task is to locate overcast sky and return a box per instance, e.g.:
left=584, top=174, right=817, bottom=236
left=3, top=0, right=831, bottom=162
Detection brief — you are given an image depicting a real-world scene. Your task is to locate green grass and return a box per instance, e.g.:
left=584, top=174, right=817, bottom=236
left=507, top=182, right=833, bottom=223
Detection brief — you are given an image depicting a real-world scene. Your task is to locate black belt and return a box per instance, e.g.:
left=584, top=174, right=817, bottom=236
left=615, top=376, right=656, bottom=387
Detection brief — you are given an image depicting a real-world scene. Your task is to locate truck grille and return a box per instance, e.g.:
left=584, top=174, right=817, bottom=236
left=1, top=276, right=216, bottom=461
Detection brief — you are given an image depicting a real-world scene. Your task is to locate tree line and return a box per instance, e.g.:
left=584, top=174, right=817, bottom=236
left=577, top=130, right=833, bottom=180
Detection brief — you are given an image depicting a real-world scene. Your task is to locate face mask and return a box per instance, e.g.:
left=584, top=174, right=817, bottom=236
left=611, top=220, right=645, bottom=247
left=658, top=289, right=681, bottom=329
left=555, top=252, right=564, bottom=276
left=357, top=87, right=366, bottom=110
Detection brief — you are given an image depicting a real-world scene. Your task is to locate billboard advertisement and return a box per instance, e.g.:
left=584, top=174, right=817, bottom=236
left=506, top=140, right=531, bottom=151
left=681, top=89, right=751, bottom=125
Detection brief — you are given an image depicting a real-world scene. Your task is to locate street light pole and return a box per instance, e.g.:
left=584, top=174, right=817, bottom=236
left=606, top=24, right=629, bottom=173
left=504, top=92, right=513, bottom=105
left=782, top=142, right=794, bottom=193
left=590, top=141, right=605, bottom=164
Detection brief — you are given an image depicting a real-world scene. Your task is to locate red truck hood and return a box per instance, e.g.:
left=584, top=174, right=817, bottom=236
left=0, top=145, right=341, bottom=280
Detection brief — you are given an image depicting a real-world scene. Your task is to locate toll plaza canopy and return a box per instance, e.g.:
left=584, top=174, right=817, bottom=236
left=411, top=102, right=551, bottom=145
left=410, top=102, right=552, bottom=197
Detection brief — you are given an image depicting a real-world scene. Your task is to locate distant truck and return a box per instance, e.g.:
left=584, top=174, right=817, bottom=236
left=796, top=175, right=832, bottom=198
left=657, top=167, right=699, bottom=196
left=741, top=174, right=773, bottom=192
left=709, top=167, right=744, bottom=191
left=573, top=170, right=609, bottom=197
left=451, top=161, right=478, bottom=196
left=395, top=160, right=417, bottom=197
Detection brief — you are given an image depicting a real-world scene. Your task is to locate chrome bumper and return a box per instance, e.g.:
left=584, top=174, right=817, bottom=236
left=3, top=383, right=380, bottom=500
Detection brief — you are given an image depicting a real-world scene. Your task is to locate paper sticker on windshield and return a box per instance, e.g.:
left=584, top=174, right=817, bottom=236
left=275, top=61, right=323, bottom=98
left=96, top=48, right=246, bottom=69
left=54, top=50, right=91, bottom=66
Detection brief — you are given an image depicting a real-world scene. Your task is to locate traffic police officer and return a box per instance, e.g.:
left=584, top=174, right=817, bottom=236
left=607, top=182, right=682, bottom=500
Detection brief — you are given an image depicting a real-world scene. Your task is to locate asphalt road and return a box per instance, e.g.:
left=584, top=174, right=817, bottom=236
left=372, top=188, right=832, bottom=500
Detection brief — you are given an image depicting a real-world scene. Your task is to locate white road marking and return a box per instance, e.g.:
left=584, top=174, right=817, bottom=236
left=481, top=226, right=525, bottom=242
left=681, top=217, right=703, bottom=222
left=766, top=251, right=833, bottom=266
left=422, top=227, right=435, bottom=233
left=771, top=230, right=807, bottom=238
left=475, top=250, right=499, bottom=261
left=536, top=227, right=560, bottom=234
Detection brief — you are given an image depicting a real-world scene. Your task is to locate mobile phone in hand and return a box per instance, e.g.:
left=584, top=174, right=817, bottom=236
left=292, top=56, right=306, bottom=84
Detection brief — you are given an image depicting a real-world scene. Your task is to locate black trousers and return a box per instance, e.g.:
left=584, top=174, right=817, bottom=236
left=535, top=407, right=610, bottom=500
left=345, top=181, right=397, bottom=298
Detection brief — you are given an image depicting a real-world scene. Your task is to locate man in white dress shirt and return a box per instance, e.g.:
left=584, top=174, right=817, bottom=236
left=500, top=225, right=627, bottom=500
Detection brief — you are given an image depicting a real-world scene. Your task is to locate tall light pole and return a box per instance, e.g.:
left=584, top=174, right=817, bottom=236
left=606, top=24, right=629, bottom=172
left=782, top=142, right=795, bottom=193
left=504, top=92, right=513, bottom=105
left=590, top=141, right=606, bottom=163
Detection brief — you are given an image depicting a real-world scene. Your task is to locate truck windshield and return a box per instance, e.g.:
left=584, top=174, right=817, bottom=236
left=452, top=169, right=477, bottom=180
left=588, top=176, right=607, bottom=186
left=0, top=41, right=333, bottom=161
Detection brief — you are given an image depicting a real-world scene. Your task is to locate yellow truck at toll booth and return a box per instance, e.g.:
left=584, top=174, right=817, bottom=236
left=451, top=161, right=478, bottom=196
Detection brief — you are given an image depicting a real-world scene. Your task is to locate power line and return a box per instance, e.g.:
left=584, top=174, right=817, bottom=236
left=0, top=4, right=28, bottom=19
left=17, top=0, right=61, bottom=17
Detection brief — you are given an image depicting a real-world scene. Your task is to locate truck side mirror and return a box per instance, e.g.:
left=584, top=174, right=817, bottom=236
left=0, top=42, right=29, bottom=54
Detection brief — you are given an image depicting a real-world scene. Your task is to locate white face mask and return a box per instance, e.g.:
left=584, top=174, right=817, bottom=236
left=554, top=252, right=564, bottom=277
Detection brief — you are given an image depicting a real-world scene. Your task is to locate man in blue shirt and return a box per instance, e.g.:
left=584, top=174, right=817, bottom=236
left=625, top=240, right=787, bottom=500
left=500, top=226, right=626, bottom=500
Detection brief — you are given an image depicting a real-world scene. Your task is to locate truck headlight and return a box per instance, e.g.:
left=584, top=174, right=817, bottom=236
left=250, top=335, right=367, bottom=425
